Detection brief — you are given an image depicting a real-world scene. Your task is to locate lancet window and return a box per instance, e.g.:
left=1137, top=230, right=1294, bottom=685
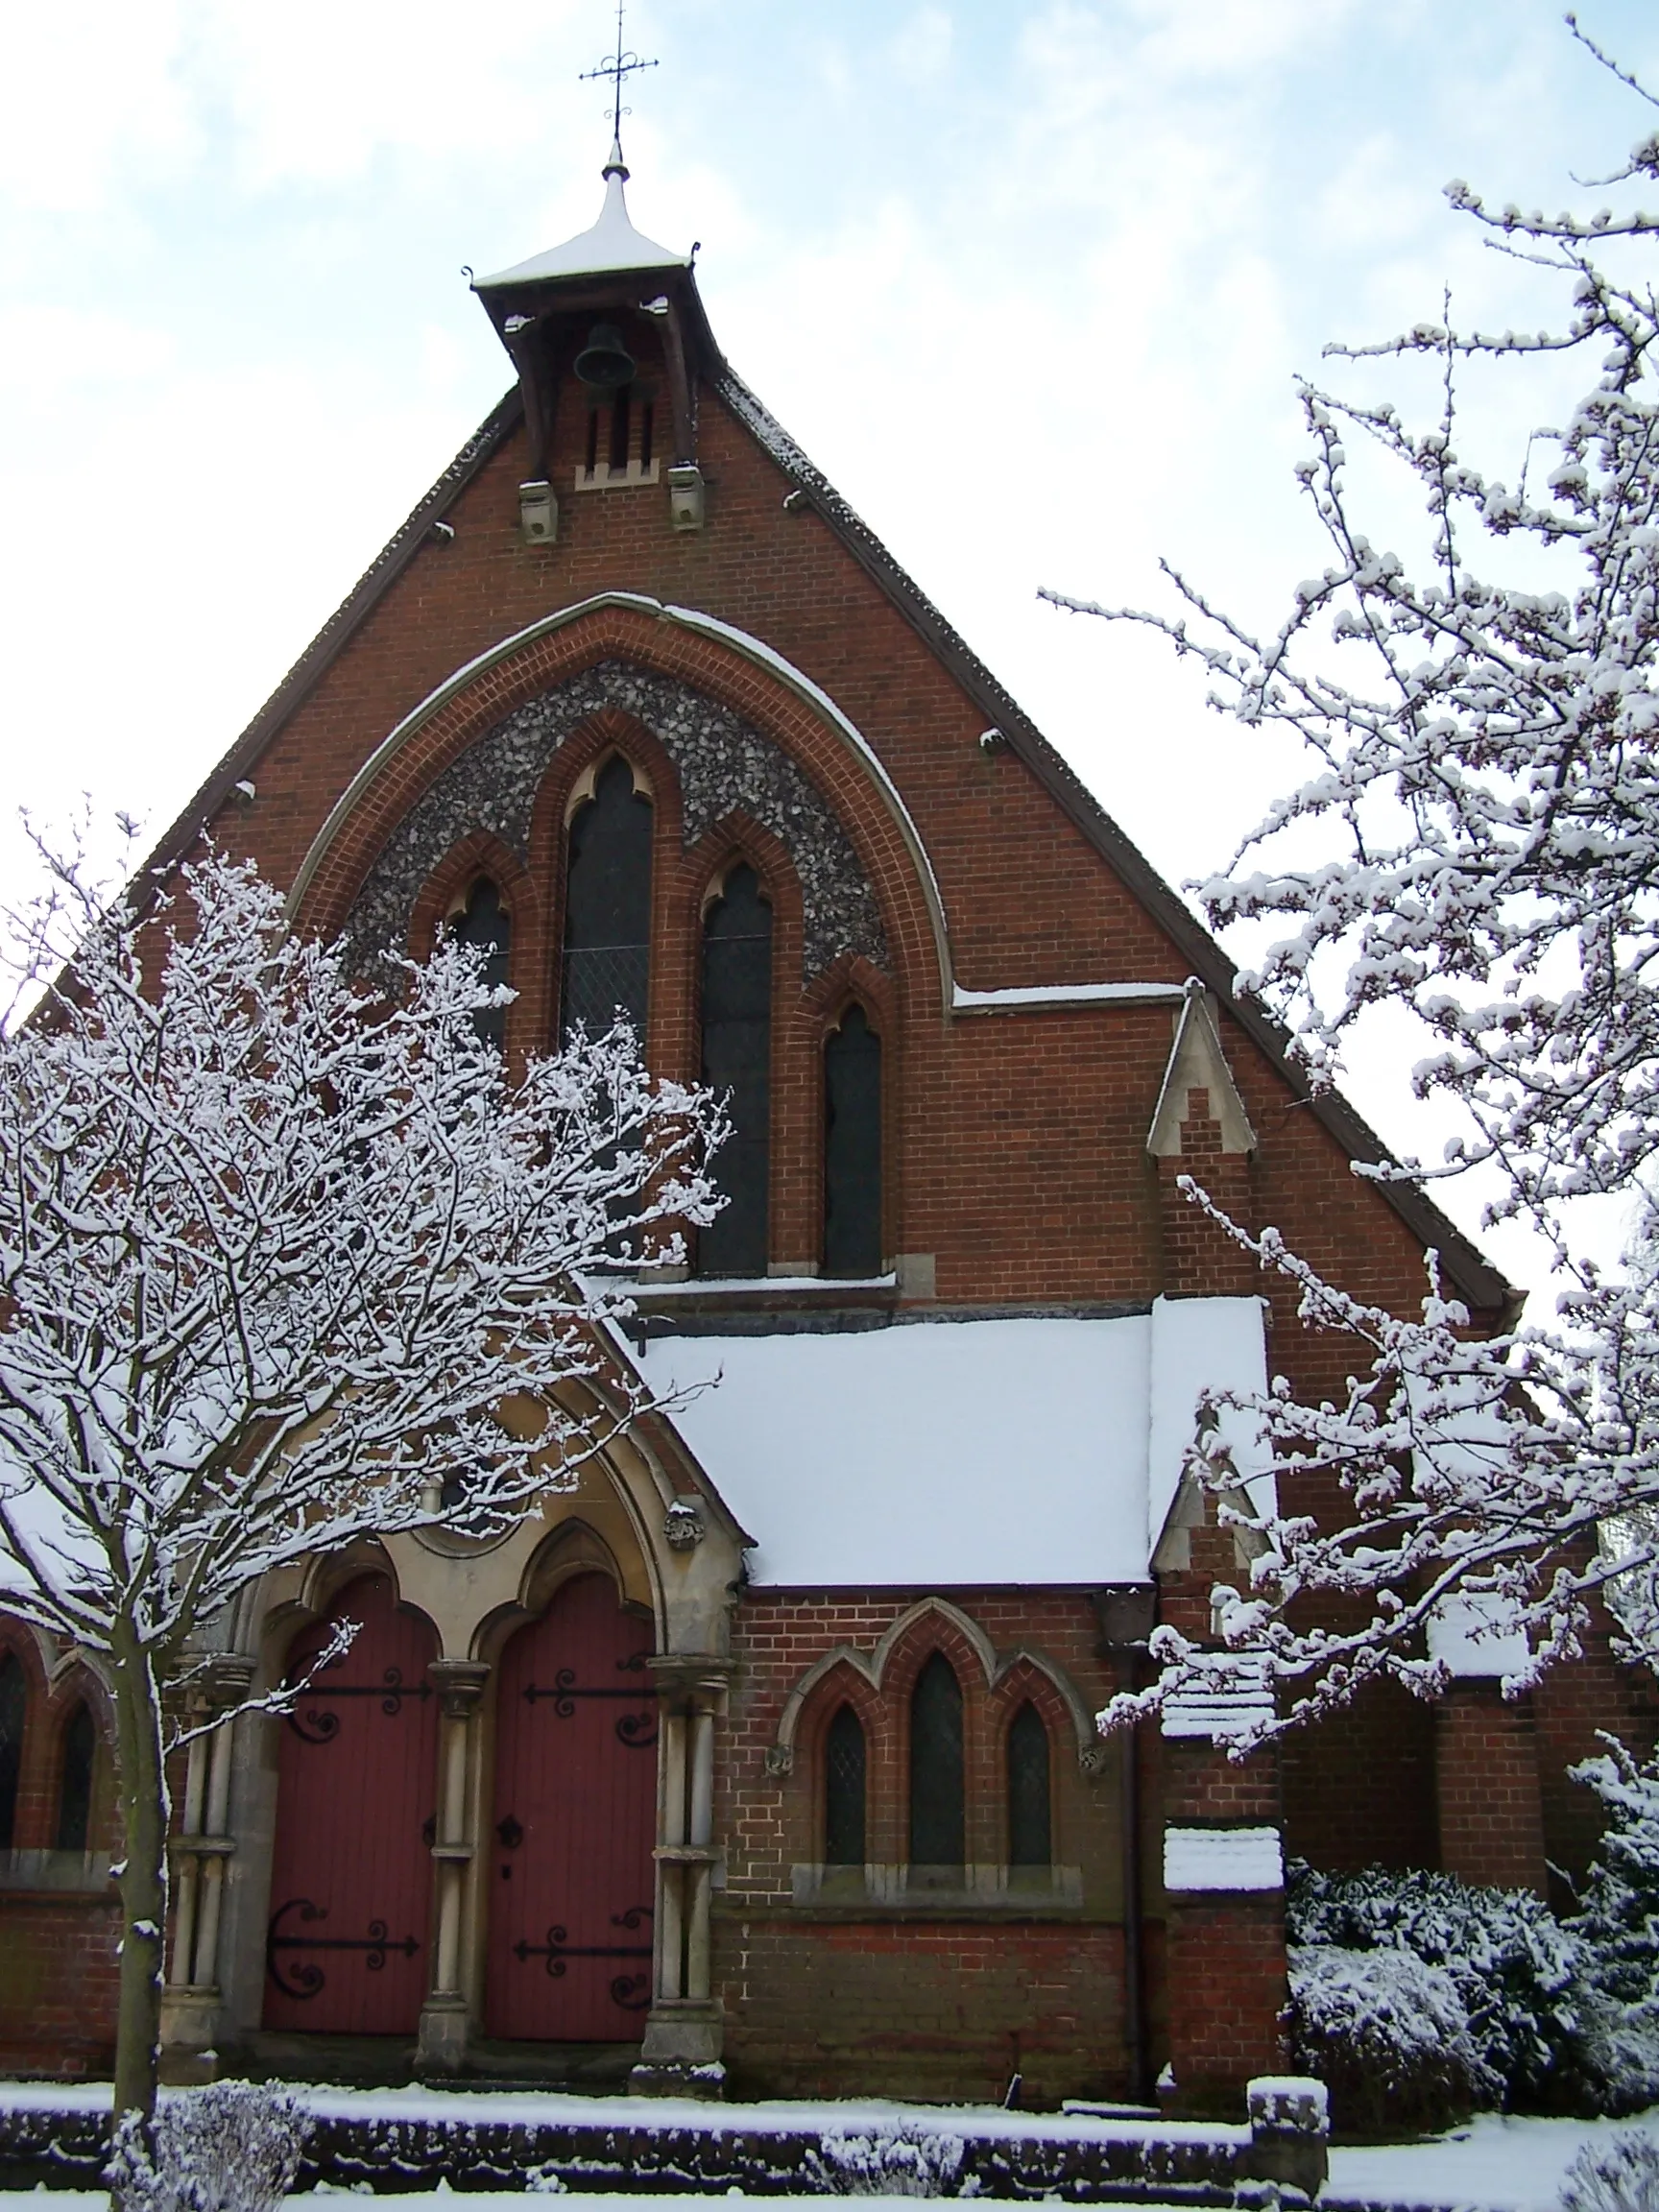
left=1006, top=1700, right=1052, bottom=1868
left=55, top=1703, right=96, bottom=1853
left=0, top=1653, right=23, bottom=1850
left=450, top=878, right=512, bottom=1051
left=563, top=755, right=654, bottom=1043
left=698, top=865, right=773, bottom=1277
left=908, top=1652, right=965, bottom=1877
left=823, top=1004, right=882, bottom=1277
left=823, top=1703, right=867, bottom=1867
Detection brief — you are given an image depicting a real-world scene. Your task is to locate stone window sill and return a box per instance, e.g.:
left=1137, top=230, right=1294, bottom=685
left=788, top=1862, right=1084, bottom=1911
left=0, top=1848, right=115, bottom=1895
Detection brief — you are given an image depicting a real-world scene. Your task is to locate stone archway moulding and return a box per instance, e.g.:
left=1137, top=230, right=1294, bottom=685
left=284, top=591, right=955, bottom=1012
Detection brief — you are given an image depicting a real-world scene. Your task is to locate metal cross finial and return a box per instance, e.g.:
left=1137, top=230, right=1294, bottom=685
left=581, top=0, right=658, bottom=149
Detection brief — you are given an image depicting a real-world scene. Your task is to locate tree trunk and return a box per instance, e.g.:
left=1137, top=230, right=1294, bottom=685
left=108, top=1618, right=170, bottom=2142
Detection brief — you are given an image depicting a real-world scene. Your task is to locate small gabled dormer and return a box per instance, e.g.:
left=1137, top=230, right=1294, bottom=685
left=471, top=140, right=710, bottom=543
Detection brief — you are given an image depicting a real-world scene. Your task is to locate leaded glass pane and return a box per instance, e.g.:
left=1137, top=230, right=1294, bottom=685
left=824, top=1006, right=881, bottom=1277
left=698, top=866, right=773, bottom=1277
left=56, top=1704, right=95, bottom=1853
left=1007, top=1701, right=1052, bottom=1866
left=0, top=1654, right=24, bottom=1851
left=824, top=1703, right=867, bottom=1866
left=563, top=755, right=653, bottom=1043
left=909, top=1652, right=965, bottom=1871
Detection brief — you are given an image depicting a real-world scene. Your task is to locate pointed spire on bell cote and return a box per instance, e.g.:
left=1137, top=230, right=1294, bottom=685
left=471, top=5, right=683, bottom=291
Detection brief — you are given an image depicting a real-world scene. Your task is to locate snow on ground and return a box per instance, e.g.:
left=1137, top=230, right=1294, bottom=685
left=1326, top=2109, right=1659, bottom=2210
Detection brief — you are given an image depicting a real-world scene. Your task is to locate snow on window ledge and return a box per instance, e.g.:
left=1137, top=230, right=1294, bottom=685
left=1163, top=1825, right=1284, bottom=1894
left=1162, top=1658, right=1275, bottom=1741
left=952, top=981, right=1187, bottom=1014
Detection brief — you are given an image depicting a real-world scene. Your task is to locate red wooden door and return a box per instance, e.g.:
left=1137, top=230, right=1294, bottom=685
left=486, top=1574, right=658, bottom=2040
left=264, top=1574, right=438, bottom=2034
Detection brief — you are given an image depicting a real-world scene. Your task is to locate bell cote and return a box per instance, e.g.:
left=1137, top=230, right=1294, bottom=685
left=472, top=142, right=712, bottom=545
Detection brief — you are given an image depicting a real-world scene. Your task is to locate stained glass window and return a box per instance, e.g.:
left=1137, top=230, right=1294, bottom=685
left=824, top=1006, right=882, bottom=1277
left=824, top=1703, right=867, bottom=1866
left=909, top=1652, right=965, bottom=1872
left=698, top=866, right=773, bottom=1277
left=562, top=755, right=654, bottom=1043
left=56, top=1704, right=95, bottom=1853
left=1007, top=1701, right=1052, bottom=1867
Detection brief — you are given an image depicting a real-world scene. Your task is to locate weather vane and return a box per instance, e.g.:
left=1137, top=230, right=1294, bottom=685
left=581, top=1, right=658, bottom=148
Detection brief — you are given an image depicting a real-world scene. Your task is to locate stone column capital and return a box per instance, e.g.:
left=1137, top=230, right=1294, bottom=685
left=191, top=1654, right=254, bottom=1715
left=647, top=1654, right=735, bottom=1709
left=428, top=1659, right=492, bottom=1719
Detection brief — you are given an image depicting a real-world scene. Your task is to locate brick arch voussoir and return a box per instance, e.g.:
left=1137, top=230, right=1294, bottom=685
left=987, top=1652, right=1087, bottom=1760
left=794, top=1654, right=888, bottom=1769
left=296, top=609, right=939, bottom=1017
left=877, top=1604, right=995, bottom=1713
left=681, top=812, right=805, bottom=948
left=406, top=830, right=541, bottom=961
left=0, top=1616, right=52, bottom=1701
left=522, top=706, right=686, bottom=875
left=799, top=953, right=899, bottom=1042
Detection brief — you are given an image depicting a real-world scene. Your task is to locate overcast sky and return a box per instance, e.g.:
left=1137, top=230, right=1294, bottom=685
left=5, top=0, right=1657, bottom=1302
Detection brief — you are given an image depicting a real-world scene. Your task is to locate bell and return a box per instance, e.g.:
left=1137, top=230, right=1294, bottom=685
left=573, top=322, right=636, bottom=389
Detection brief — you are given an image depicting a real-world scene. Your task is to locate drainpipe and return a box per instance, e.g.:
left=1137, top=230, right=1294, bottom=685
left=1093, top=1585, right=1158, bottom=2107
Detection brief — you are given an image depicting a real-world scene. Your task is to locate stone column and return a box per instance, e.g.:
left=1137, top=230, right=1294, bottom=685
left=159, top=1657, right=252, bottom=2083
left=632, top=1656, right=733, bottom=2096
left=418, top=1659, right=491, bottom=2073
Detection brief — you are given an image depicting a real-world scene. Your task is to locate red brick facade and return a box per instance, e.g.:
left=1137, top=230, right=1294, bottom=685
left=0, top=185, right=1643, bottom=2108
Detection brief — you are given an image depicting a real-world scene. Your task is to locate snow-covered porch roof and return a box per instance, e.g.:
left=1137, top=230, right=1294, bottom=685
left=633, top=1295, right=1271, bottom=1589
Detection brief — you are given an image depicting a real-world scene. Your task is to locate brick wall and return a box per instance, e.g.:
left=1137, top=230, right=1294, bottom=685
left=0, top=1894, right=119, bottom=2076
left=714, top=1587, right=1147, bottom=2101
left=1436, top=1685, right=1549, bottom=1896
left=1164, top=1896, right=1287, bottom=2114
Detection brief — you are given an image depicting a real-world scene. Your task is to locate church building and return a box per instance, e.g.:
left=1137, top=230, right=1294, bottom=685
left=0, top=130, right=1649, bottom=2113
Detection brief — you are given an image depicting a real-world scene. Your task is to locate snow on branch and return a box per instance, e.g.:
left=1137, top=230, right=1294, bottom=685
left=0, top=841, right=726, bottom=1679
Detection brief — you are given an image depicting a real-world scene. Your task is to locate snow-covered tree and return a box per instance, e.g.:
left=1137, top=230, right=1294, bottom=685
left=1044, top=24, right=1659, bottom=1742
left=1570, top=1738, right=1659, bottom=2105
left=0, top=840, right=722, bottom=2149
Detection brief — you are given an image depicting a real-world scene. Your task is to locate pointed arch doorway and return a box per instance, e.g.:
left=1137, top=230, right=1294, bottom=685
left=263, top=1573, right=439, bottom=2034
left=486, top=1571, right=659, bottom=2041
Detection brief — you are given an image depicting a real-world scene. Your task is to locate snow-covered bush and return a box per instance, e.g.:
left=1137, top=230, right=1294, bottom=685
left=1571, top=1743, right=1659, bottom=2112
left=1560, top=2131, right=1659, bottom=2212
left=805, top=2124, right=965, bottom=2197
left=108, top=2083, right=312, bottom=2212
left=1286, top=1941, right=1488, bottom=2134
left=1287, top=1863, right=1596, bottom=2112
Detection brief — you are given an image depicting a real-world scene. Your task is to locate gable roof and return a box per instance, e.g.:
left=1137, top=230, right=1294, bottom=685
left=132, top=306, right=1517, bottom=1321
